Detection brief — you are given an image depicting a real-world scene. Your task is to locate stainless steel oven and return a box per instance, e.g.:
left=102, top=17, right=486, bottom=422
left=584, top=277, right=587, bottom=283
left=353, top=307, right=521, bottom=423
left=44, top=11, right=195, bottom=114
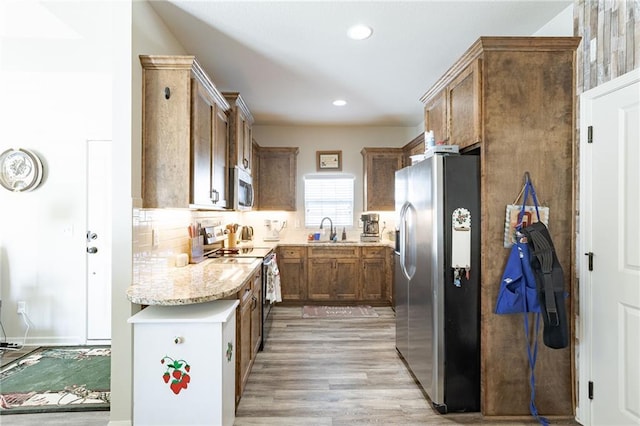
left=207, top=246, right=275, bottom=351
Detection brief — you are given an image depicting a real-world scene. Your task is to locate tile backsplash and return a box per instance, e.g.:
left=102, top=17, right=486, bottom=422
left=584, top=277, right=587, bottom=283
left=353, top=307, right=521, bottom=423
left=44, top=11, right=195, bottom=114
left=132, top=208, right=397, bottom=275
left=133, top=208, right=240, bottom=268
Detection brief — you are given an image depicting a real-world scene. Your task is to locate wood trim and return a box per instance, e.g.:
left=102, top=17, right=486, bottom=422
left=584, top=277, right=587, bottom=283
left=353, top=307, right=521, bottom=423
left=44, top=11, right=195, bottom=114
left=139, top=55, right=230, bottom=110
left=222, top=92, right=254, bottom=124
left=420, top=36, right=581, bottom=103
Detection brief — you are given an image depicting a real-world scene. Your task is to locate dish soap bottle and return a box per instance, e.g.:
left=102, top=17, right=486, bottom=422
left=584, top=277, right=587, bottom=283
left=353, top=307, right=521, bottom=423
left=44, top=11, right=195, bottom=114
left=341, top=227, right=347, bottom=241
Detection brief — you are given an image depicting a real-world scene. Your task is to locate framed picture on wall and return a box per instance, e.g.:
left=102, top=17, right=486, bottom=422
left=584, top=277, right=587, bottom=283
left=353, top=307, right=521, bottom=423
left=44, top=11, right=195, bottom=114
left=316, top=151, right=342, bottom=171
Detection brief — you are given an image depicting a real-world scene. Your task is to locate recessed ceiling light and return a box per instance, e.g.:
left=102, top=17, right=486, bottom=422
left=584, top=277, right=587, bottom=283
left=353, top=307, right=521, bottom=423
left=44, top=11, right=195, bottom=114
left=347, top=25, right=373, bottom=40
left=333, top=99, right=347, bottom=107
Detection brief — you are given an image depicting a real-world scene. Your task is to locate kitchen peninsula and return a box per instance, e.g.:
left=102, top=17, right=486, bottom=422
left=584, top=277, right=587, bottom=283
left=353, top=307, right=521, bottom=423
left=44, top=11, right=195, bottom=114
left=127, top=255, right=263, bottom=412
left=127, top=257, right=261, bottom=305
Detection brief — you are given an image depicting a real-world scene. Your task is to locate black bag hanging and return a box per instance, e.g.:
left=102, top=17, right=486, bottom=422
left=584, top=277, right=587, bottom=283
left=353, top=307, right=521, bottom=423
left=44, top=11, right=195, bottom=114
left=521, top=220, right=569, bottom=349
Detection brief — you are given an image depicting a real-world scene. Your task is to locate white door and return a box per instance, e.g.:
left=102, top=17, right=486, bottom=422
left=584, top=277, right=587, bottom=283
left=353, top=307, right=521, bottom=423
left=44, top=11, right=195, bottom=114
left=579, top=69, right=640, bottom=426
left=86, top=139, right=112, bottom=341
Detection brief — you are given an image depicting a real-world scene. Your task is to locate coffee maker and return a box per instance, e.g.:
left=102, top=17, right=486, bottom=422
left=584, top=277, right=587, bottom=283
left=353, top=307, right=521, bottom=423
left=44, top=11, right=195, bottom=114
left=360, top=213, right=380, bottom=242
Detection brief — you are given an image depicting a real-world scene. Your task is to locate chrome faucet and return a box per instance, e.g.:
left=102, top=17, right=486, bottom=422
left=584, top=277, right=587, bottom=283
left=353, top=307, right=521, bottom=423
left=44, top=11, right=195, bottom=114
left=319, top=217, right=336, bottom=241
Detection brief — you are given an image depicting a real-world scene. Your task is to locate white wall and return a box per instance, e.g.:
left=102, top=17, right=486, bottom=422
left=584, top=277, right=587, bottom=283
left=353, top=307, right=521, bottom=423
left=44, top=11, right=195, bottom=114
left=248, top=125, right=416, bottom=242
left=534, top=4, right=573, bottom=36
left=0, top=1, right=113, bottom=345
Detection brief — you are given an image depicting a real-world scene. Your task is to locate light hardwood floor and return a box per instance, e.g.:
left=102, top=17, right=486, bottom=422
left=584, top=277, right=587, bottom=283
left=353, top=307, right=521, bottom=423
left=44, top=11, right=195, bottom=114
left=1, top=306, right=578, bottom=425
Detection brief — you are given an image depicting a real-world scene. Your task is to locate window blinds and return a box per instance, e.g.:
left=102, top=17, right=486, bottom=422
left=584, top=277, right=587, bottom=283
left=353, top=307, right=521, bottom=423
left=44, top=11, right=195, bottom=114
left=304, top=175, right=354, bottom=227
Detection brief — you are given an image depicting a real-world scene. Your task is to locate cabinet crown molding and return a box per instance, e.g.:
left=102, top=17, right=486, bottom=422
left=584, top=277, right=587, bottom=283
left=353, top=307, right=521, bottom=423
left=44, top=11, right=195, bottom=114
left=223, top=92, right=255, bottom=124
left=140, top=55, right=230, bottom=110
left=419, top=36, right=581, bottom=103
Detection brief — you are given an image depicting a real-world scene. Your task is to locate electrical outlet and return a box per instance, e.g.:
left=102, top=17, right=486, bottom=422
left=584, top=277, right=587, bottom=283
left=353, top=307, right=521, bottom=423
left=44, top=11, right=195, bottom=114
left=17, top=301, right=26, bottom=315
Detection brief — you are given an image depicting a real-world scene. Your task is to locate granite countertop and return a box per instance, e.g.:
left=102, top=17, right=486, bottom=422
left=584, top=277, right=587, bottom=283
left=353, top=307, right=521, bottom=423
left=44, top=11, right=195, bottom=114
left=127, top=258, right=262, bottom=306
left=127, top=240, right=394, bottom=306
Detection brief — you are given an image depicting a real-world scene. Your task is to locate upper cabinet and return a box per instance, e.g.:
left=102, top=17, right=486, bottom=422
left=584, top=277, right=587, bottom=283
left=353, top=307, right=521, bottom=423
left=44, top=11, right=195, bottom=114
left=447, top=59, right=482, bottom=148
left=140, top=55, right=230, bottom=209
left=255, top=146, right=299, bottom=211
left=224, top=92, right=254, bottom=175
left=424, top=90, right=447, bottom=144
left=361, top=148, right=404, bottom=211
left=422, top=59, right=481, bottom=149
left=402, top=133, right=425, bottom=166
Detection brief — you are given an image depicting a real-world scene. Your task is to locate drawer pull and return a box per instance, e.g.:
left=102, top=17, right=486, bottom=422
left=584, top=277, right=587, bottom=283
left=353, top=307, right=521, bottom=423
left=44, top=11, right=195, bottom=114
left=174, top=337, right=184, bottom=344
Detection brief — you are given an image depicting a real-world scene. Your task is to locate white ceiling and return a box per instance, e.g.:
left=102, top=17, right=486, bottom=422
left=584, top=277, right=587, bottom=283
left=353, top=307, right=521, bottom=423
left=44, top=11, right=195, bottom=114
left=148, top=1, right=572, bottom=127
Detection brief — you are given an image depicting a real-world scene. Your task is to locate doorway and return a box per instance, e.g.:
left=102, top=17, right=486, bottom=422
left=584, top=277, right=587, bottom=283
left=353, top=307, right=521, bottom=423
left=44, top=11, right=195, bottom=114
left=86, top=139, right=112, bottom=341
left=578, top=69, right=640, bottom=426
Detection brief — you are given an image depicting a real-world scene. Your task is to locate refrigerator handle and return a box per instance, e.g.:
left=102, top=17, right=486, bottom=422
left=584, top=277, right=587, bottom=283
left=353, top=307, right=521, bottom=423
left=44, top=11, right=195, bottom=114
left=400, top=202, right=416, bottom=280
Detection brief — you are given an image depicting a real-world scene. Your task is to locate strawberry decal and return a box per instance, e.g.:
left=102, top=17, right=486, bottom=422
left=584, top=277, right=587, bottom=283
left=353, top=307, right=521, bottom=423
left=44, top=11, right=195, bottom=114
left=160, top=356, right=191, bottom=395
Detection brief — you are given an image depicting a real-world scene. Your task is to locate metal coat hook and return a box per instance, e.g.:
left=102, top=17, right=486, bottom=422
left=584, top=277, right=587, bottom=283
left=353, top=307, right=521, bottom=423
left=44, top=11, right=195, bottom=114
left=524, top=171, right=531, bottom=184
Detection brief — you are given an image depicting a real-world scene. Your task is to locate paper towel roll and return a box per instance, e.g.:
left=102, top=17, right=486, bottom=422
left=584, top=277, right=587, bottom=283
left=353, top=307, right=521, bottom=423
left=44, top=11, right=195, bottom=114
left=176, top=253, right=189, bottom=267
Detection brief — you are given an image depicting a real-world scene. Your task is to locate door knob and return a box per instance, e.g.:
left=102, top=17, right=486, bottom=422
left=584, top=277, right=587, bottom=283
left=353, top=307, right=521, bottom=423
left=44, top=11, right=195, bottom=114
left=87, top=247, right=98, bottom=254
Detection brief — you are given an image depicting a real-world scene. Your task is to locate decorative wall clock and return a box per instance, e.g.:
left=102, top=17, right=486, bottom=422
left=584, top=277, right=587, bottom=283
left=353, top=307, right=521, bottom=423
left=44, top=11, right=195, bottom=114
left=0, top=148, right=44, bottom=192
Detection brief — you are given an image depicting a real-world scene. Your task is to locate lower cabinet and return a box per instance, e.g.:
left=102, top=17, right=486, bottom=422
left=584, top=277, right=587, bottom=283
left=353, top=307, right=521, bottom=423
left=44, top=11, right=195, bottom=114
left=235, top=268, right=261, bottom=406
left=277, top=246, right=307, bottom=301
left=361, top=247, right=387, bottom=301
left=278, top=245, right=393, bottom=304
left=128, top=300, right=239, bottom=426
left=308, top=246, right=360, bottom=300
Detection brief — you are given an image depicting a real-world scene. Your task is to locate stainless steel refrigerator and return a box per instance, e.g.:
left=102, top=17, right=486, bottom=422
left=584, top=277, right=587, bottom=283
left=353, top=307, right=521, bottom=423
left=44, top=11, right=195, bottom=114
left=394, top=153, right=480, bottom=413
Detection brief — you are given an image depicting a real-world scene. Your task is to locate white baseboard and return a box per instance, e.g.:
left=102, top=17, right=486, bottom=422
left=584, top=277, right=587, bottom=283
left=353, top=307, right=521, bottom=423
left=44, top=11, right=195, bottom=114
left=108, top=420, right=132, bottom=426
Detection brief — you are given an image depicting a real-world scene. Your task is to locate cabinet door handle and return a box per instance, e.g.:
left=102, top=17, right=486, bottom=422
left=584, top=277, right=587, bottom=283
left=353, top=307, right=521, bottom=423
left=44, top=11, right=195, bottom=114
left=210, top=189, right=219, bottom=204
left=174, top=337, right=184, bottom=344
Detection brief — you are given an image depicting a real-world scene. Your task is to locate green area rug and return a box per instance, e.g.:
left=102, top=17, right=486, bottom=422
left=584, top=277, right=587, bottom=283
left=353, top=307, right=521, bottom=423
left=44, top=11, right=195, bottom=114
left=0, top=346, right=110, bottom=414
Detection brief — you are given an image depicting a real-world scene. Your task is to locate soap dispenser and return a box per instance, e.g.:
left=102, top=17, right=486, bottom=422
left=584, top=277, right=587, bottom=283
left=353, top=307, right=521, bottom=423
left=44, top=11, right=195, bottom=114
left=341, top=227, right=347, bottom=241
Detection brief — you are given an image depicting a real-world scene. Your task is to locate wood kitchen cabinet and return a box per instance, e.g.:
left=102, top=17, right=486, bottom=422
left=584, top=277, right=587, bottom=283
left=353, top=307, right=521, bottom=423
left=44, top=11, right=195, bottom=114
left=192, top=80, right=230, bottom=208
left=250, top=270, right=262, bottom=356
left=421, top=60, right=481, bottom=150
left=140, top=55, right=230, bottom=209
left=360, top=246, right=387, bottom=301
left=447, top=59, right=481, bottom=149
left=277, top=246, right=307, bottom=302
left=235, top=268, right=261, bottom=406
left=361, top=148, right=404, bottom=211
left=224, top=92, right=254, bottom=174
left=278, top=244, right=393, bottom=304
left=420, top=37, right=580, bottom=417
left=307, top=246, right=359, bottom=300
left=402, top=133, right=425, bottom=166
left=256, top=147, right=299, bottom=211
left=424, top=90, right=447, bottom=144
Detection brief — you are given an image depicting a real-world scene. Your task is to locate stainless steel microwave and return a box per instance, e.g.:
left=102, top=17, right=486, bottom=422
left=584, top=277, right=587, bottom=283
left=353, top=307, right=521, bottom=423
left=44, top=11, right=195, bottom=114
left=231, top=166, right=254, bottom=211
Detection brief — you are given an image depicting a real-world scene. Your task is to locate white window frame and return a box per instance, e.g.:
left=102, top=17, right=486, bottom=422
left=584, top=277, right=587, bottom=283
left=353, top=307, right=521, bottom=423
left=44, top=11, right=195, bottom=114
left=304, top=174, right=355, bottom=228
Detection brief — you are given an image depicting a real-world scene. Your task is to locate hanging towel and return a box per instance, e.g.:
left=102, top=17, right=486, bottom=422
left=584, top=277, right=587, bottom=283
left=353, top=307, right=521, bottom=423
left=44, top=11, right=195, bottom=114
left=265, top=254, right=281, bottom=303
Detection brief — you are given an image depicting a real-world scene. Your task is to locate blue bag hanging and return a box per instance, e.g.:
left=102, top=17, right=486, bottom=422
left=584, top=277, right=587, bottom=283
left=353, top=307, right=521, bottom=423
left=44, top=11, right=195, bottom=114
left=494, top=173, right=549, bottom=426
left=495, top=177, right=542, bottom=314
